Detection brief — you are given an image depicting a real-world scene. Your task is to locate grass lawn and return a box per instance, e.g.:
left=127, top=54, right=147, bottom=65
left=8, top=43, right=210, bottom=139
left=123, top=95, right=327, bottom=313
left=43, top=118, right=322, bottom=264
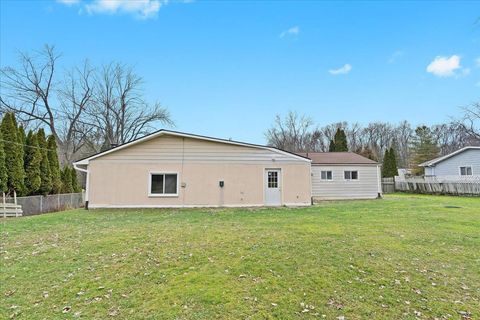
left=1, top=194, right=479, bottom=319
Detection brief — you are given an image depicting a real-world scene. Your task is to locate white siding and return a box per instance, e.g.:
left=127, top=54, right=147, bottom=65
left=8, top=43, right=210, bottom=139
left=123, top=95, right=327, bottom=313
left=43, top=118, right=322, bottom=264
left=311, top=165, right=380, bottom=200
left=429, top=149, right=480, bottom=178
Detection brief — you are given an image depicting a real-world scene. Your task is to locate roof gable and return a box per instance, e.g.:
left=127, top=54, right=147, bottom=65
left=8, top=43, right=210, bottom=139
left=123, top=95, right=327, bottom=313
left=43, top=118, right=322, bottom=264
left=419, top=146, right=480, bottom=167
left=74, top=130, right=311, bottom=165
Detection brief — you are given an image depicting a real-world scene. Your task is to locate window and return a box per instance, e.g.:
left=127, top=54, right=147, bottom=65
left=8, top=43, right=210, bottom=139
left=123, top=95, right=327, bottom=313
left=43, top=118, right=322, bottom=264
left=149, top=173, right=178, bottom=196
left=321, top=171, right=333, bottom=181
left=267, top=171, right=278, bottom=188
left=460, top=166, right=472, bottom=176
left=344, top=170, right=358, bottom=180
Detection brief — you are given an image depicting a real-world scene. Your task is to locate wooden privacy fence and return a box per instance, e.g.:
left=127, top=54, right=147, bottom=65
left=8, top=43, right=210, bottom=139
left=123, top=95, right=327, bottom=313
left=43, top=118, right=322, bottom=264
left=381, top=177, right=395, bottom=194
left=384, top=176, right=480, bottom=196
left=395, top=179, right=480, bottom=196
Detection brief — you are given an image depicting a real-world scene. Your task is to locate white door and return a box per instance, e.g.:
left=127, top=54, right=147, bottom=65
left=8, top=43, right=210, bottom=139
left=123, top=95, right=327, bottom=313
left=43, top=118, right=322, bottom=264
left=265, top=169, right=282, bottom=206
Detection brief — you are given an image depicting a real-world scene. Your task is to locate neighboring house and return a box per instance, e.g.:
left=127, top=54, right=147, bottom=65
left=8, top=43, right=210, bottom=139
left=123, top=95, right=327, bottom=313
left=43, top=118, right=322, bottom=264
left=296, top=152, right=382, bottom=200
left=419, top=146, right=480, bottom=180
left=73, top=130, right=312, bottom=208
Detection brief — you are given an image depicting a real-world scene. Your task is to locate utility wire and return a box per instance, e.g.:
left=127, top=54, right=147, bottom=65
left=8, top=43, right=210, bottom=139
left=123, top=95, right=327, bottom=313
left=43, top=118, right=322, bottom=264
left=0, top=138, right=54, bottom=151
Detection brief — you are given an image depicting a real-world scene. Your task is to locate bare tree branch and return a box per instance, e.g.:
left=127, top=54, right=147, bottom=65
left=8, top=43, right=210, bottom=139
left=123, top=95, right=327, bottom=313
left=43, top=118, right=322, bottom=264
left=1, top=45, right=174, bottom=163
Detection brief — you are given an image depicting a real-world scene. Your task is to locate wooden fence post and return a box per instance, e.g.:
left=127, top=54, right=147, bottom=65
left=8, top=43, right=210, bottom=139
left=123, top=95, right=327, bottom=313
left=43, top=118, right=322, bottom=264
left=2, top=192, right=5, bottom=218
left=14, top=190, right=18, bottom=217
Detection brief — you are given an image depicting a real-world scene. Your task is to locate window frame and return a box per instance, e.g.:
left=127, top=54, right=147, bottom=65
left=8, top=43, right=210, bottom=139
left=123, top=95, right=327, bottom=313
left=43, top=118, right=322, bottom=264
left=344, top=170, right=359, bottom=181
left=320, top=170, right=333, bottom=181
left=148, top=171, right=179, bottom=197
left=459, top=166, right=473, bottom=176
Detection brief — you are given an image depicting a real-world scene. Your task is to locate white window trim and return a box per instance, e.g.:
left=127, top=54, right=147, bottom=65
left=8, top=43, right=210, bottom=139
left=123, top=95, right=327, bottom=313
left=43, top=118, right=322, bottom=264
left=459, top=166, right=473, bottom=176
left=320, top=170, right=333, bottom=181
left=343, top=170, right=359, bottom=181
left=148, top=171, right=179, bottom=197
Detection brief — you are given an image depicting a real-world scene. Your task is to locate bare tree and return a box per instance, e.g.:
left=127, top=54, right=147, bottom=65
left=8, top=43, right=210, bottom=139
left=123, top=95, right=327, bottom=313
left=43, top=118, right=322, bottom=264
left=1, top=45, right=174, bottom=162
left=455, top=102, right=480, bottom=142
left=393, top=120, right=413, bottom=168
left=265, top=111, right=321, bottom=152
left=360, top=122, right=396, bottom=160
left=346, top=122, right=363, bottom=152
left=265, top=110, right=477, bottom=167
left=0, top=45, right=95, bottom=163
left=1, top=45, right=60, bottom=137
left=56, top=61, right=96, bottom=163
left=85, top=63, right=172, bottom=151
left=319, top=122, right=346, bottom=150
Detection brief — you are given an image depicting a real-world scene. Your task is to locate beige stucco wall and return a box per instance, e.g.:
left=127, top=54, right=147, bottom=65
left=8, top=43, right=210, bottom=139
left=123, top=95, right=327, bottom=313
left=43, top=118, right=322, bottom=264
left=88, top=162, right=311, bottom=207
left=85, top=135, right=311, bottom=207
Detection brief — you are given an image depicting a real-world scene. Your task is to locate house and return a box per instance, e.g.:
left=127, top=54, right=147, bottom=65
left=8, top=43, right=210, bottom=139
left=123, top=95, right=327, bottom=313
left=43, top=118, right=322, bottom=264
left=296, top=152, right=382, bottom=200
left=419, top=146, right=480, bottom=180
left=73, top=130, right=312, bottom=208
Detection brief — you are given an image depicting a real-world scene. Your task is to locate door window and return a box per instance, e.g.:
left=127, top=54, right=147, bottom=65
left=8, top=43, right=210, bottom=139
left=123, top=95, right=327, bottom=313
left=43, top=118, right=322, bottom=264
left=268, top=171, right=278, bottom=188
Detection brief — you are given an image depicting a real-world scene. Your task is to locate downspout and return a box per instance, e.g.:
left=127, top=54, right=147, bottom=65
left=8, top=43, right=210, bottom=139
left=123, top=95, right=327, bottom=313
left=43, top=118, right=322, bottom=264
left=181, top=137, right=186, bottom=207
left=309, top=160, right=313, bottom=205
left=377, top=164, right=382, bottom=198
left=73, top=163, right=90, bottom=210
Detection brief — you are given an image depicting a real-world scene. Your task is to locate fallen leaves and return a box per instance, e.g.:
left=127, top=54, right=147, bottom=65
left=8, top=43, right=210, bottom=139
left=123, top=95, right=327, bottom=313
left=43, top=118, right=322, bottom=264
left=327, top=298, right=344, bottom=310
left=4, top=289, right=15, bottom=297
left=300, top=302, right=316, bottom=313
left=458, top=311, right=472, bottom=320
left=108, top=307, right=120, bottom=317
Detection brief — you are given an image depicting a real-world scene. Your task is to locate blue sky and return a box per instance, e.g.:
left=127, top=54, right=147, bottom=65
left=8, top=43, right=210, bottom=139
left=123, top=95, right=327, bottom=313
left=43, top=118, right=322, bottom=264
left=1, top=0, right=479, bottom=144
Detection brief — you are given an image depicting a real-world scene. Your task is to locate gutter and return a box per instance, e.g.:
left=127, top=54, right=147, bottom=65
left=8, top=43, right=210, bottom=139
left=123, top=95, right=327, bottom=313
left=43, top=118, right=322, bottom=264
left=73, top=163, right=90, bottom=210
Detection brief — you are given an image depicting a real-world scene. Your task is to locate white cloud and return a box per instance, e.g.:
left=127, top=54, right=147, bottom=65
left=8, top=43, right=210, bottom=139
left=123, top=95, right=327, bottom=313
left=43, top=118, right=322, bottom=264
left=388, top=50, right=404, bottom=63
left=85, top=0, right=163, bottom=19
left=279, top=26, right=300, bottom=38
left=58, top=0, right=188, bottom=19
left=426, top=55, right=461, bottom=77
left=329, top=64, right=352, bottom=75
left=56, top=0, right=80, bottom=5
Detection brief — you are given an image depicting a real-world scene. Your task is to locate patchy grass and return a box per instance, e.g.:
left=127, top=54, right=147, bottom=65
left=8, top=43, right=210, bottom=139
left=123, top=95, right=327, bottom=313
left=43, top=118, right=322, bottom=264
left=1, top=194, right=479, bottom=319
